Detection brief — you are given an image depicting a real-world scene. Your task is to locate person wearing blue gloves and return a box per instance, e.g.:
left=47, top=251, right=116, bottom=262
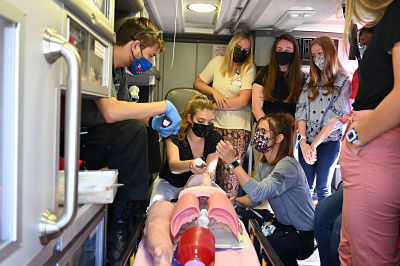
left=79, top=17, right=181, bottom=264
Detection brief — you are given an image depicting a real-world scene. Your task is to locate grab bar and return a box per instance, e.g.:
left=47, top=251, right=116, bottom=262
left=39, top=27, right=81, bottom=245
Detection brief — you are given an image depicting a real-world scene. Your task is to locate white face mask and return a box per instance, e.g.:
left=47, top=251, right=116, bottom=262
left=313, top=55, right=325, bottom=71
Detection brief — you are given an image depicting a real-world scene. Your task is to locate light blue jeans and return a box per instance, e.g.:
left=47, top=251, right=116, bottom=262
left=149, top=176, right=184, bottom=206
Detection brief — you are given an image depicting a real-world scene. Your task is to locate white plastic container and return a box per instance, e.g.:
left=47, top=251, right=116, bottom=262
left=59, top=170, right=119, bottom=204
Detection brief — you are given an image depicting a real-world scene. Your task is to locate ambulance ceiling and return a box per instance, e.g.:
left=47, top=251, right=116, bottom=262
left=144, top=0, right=345, bottom=35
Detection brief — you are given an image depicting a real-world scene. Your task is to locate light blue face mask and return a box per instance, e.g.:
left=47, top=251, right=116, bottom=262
left=313, top=55, right=325, bottom=71
left=129, top=30, right=163, bottom=75
left=359, top=45, right=367, bottom=58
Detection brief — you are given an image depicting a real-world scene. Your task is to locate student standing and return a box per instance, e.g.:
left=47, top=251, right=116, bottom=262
left=252, top=34, right=303, bottom=121
left=339, top=0, right=400, bottom=264
left=193, top=32, right=256, bottom=198
left=295, top=36, right=351, bottom=201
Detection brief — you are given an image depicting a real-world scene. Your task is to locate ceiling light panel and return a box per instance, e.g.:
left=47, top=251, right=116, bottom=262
left=187, top=3, right=217, bottom=12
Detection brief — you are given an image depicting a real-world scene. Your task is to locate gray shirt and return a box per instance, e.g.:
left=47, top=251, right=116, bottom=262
left=243, top=156, right=314, bottom=231
left=81, top=67, right=132, bottom=127
left=295, top=71, right=351, bottom=143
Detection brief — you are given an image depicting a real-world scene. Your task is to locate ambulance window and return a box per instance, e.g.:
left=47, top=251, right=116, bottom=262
left=0, top=3, right=23, bottom=258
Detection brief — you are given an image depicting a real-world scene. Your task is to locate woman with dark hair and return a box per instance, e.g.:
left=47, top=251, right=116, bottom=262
left=149, top=94, right=223, bottom=205
left=216, top=113, right=315, bottom=265
left=252, top=34, right=304, bottom=121
left=193, top=32, right=256, bottom=198
left=295, top=36, right=351, bottom=201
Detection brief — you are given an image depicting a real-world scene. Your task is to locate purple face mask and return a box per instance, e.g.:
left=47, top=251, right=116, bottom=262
left=253, top=131, right=272, bottom=153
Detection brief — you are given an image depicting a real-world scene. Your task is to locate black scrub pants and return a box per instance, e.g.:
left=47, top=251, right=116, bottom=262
left=80, top=119, right=149, bottom=201
left=266, top=221, right=315, bottom=265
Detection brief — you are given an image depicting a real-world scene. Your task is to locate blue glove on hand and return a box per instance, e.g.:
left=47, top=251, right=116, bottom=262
left=151, top=114, right=180, bottom=138
left=163, top=100, right=181, bottom=133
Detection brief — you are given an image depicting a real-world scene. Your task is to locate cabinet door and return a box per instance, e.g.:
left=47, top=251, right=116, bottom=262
left=0, top=0, right=64, bottom=264
left=160, top=42, right=197, bottom=98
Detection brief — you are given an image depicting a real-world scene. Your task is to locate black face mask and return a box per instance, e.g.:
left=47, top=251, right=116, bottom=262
left=192, top=122, right=214, bottom=138
left=233, top=46, right=249, bottom=63
left=276, top=52, right=294, bottom=66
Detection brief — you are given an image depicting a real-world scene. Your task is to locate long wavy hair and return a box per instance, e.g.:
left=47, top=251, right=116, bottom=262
left=343, top=0, right=393, bottom=48
left=257, top=34, right=303, bottom=103
left=307, top=36, right=345, bottom=101
left=258, top=113, right=296, bottom=165
left=177, top=93, right=215, bottom=141
left=220, top=32, right=255, bottom=76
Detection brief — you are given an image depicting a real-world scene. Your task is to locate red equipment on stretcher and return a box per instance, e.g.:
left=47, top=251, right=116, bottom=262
left=133, top=184, right=261, bottom=266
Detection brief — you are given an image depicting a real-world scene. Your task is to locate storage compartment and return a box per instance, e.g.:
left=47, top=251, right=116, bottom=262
left=59, top=170, right=118, bottom=204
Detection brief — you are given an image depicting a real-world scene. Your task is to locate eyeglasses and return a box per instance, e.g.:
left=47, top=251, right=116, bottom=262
left=256, top=128, right=273, bottom=136
left=131, top=30, right=163, bottom=41
left=235, top=45, right=250, bottom=55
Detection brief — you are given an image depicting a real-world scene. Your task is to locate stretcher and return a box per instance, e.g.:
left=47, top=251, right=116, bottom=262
left=132, top=185, right=261, bottom=266
left=133, top=220, right=260, bottom=266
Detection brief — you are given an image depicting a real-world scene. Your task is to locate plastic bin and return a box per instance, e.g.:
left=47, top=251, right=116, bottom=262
left=59, top=170, right=119, bottom=204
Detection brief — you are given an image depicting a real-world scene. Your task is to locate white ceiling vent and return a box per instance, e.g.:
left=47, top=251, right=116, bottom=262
left=273, top=9, right=316, bottom=31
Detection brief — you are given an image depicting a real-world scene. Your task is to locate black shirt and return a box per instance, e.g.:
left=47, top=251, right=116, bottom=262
left=160, top=130, right=223, bottom=187
left=253, top=65, right=296, bottom=117
left=353, top=0, right=400, bottom=110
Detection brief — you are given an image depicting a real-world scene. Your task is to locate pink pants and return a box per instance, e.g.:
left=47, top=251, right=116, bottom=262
left=339, top=110, right=400, bottom=265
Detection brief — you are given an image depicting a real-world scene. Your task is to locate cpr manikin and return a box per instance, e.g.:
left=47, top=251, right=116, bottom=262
left=143, top=173, right=240, bottom=266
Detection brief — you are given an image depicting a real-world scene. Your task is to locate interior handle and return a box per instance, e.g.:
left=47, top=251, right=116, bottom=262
left=39, top=27, right=81, bottom=245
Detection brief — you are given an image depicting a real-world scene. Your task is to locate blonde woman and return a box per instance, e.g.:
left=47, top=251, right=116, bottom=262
left=339, top=0, right=400, bottom=264
left=295, top=36, right=351, bottom=201
left=193, top=32, right=256, bottom=198
left=149, top=94, right=223, bottom=205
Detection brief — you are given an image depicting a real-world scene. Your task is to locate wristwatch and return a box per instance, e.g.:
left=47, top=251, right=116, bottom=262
left=346, top=128, right=367, bottom=147
left=297, top=135, right=306, bottom=142
left=229, top=159, right=241, bottom=169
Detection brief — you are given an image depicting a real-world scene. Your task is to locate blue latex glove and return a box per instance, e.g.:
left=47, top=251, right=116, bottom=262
left=151, top=114, right=180, bottom=138
left=163, top=100, right=181, bottom=133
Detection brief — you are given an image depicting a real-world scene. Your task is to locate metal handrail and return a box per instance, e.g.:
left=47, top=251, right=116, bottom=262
left=39, top=27, right=81, bottom=245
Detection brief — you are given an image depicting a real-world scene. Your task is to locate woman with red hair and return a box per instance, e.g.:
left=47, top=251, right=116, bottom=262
left=295, top=36, right=351, bottom=202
